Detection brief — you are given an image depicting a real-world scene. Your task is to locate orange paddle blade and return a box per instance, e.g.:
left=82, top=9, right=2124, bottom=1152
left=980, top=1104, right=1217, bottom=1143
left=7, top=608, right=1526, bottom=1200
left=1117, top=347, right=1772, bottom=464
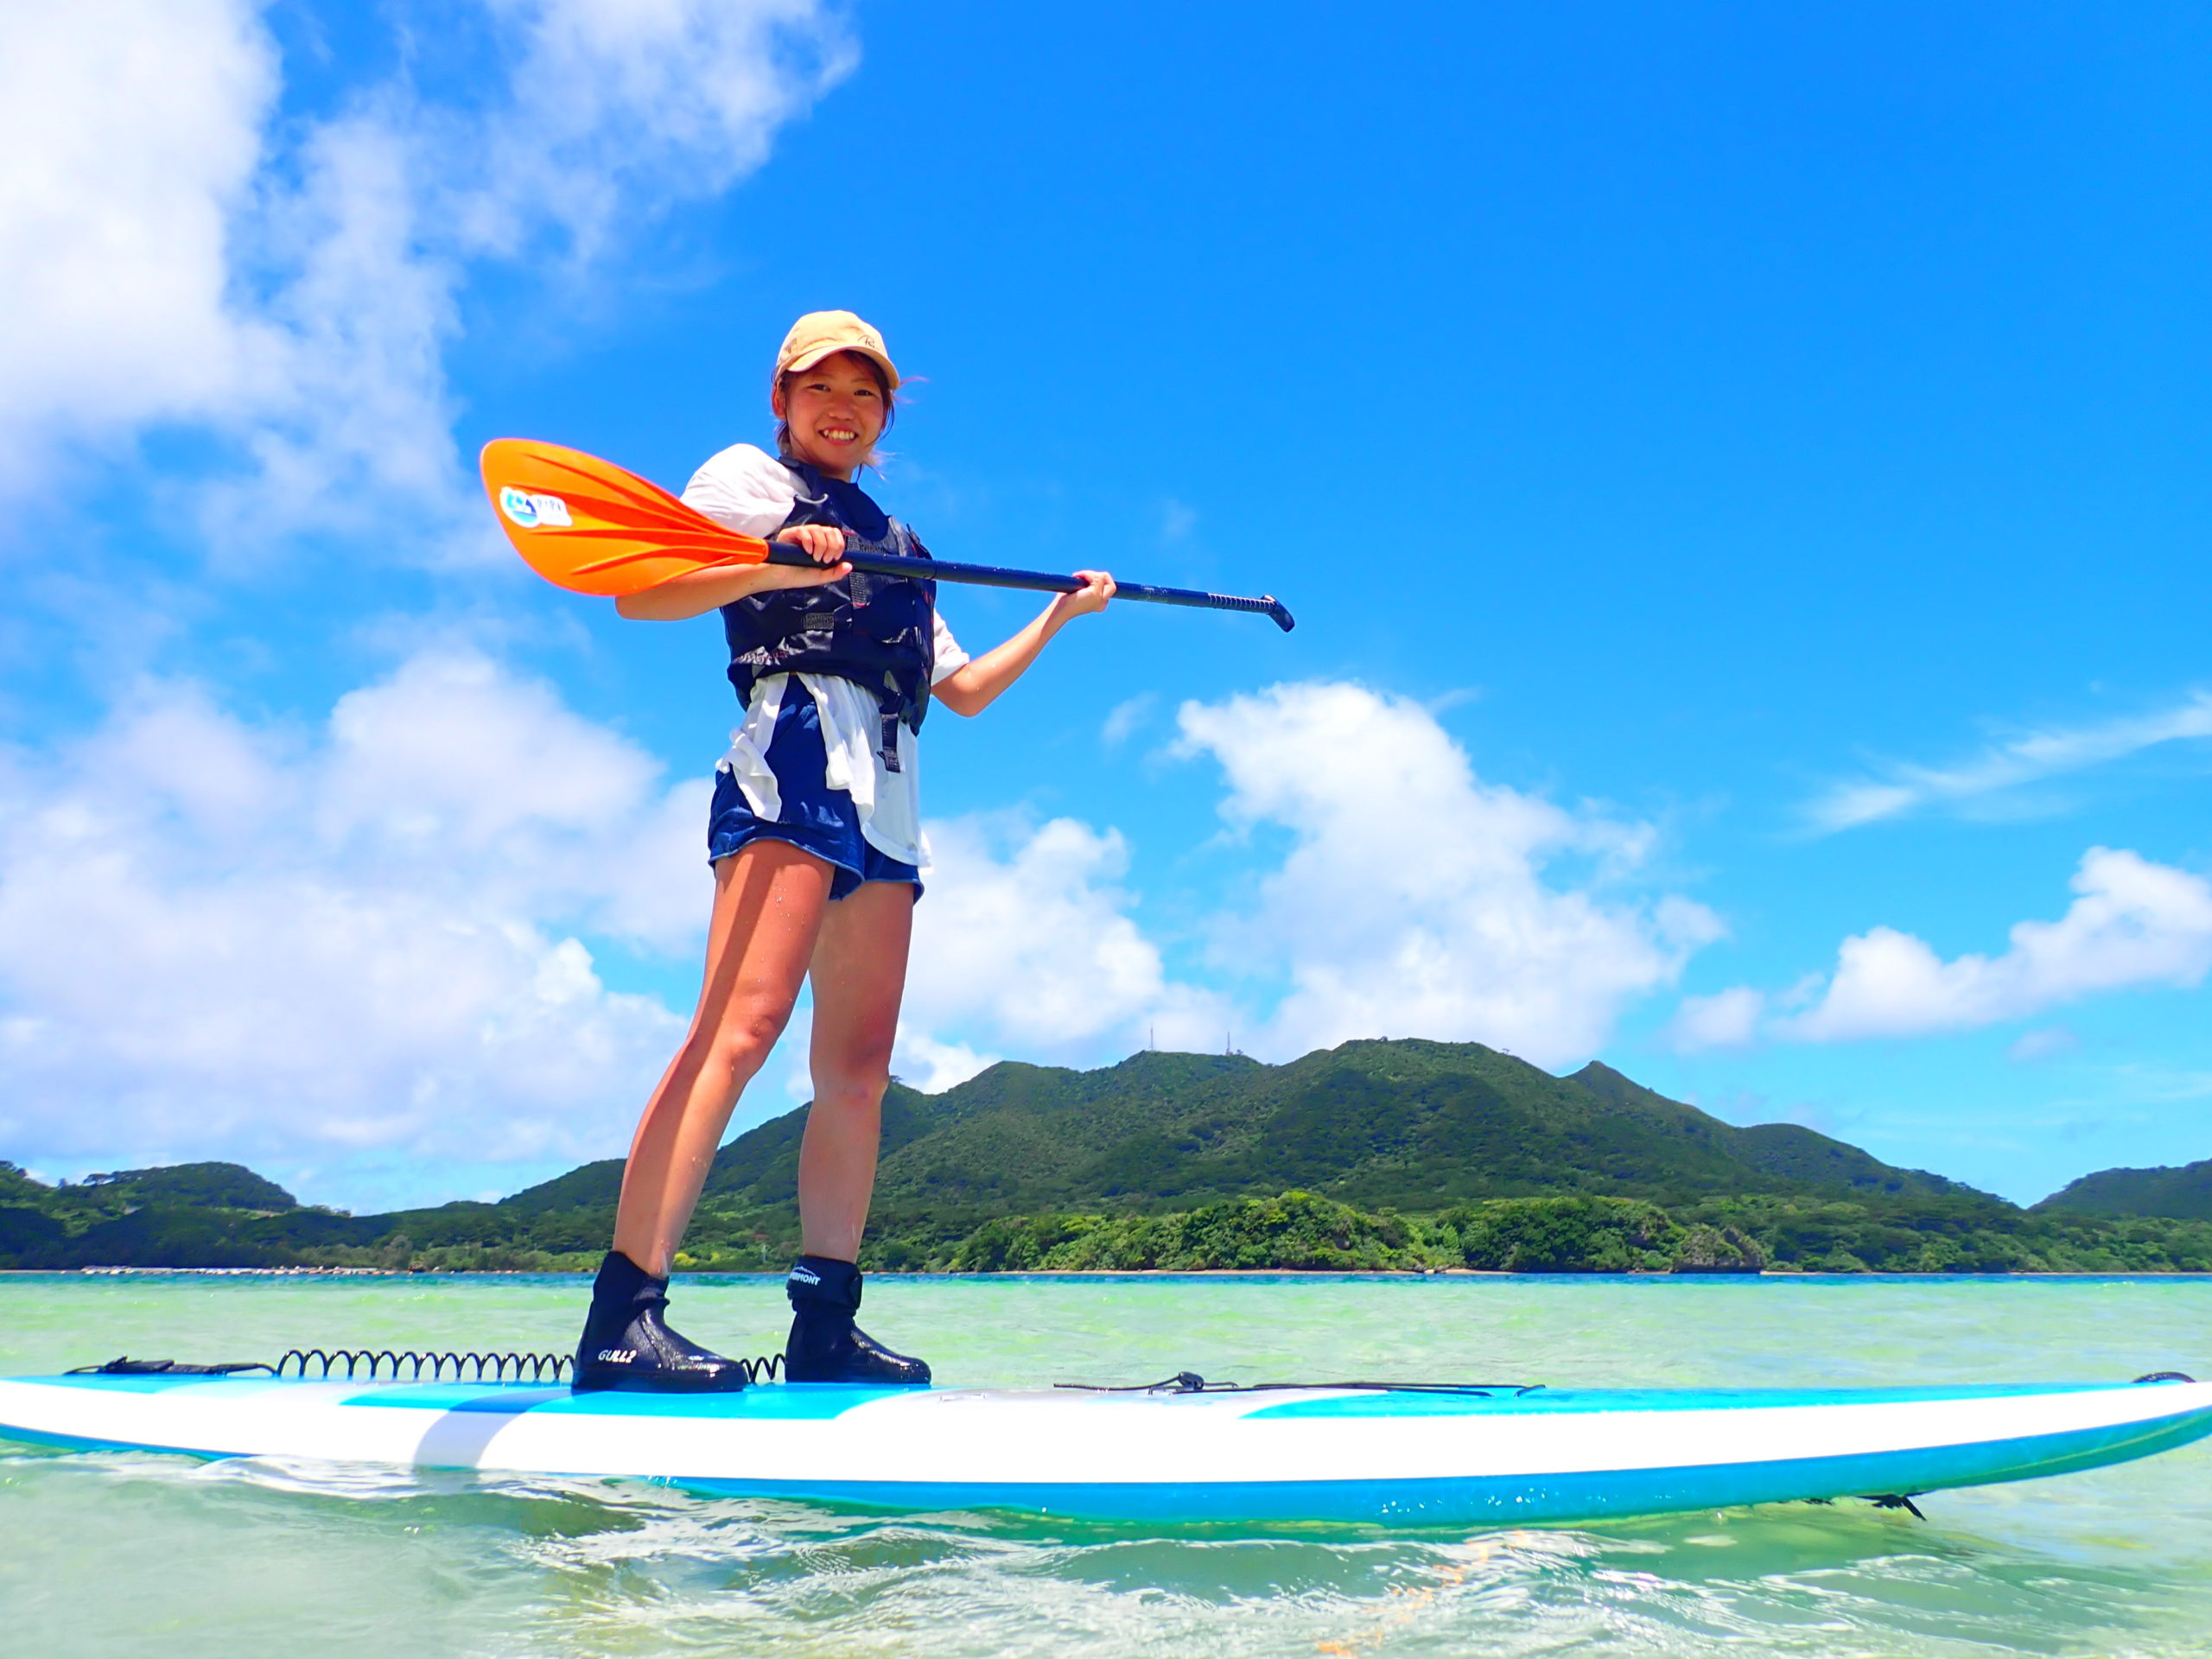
left=479, top=438, right=773, bottom=596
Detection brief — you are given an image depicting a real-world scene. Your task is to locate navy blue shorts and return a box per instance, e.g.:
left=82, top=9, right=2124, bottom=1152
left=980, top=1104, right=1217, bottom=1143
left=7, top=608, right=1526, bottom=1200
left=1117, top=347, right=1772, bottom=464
left=706, top=690, right=923, bottom=901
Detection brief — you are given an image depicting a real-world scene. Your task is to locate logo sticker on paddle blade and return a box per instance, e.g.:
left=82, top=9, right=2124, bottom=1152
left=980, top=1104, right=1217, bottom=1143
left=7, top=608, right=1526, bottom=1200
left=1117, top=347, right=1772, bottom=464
left=499, top=486, right=573, bottom=530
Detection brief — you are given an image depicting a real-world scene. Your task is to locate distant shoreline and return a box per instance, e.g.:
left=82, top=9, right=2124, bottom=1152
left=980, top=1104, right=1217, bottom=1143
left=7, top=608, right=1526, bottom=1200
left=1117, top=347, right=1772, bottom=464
left=16, top=1266, right=2212, bottom=1281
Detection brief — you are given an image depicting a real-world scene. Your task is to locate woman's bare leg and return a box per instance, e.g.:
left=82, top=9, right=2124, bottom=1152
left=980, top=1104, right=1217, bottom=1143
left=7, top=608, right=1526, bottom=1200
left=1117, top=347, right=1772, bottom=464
left=612, top=842, right=835, bottom=1275
left=798, top=879, right=916, bottom=1261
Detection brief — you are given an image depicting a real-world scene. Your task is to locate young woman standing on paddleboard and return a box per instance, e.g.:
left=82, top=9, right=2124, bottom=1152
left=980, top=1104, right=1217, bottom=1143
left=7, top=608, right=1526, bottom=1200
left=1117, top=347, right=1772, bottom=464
left=574, top=312, right=1114, bottom=1392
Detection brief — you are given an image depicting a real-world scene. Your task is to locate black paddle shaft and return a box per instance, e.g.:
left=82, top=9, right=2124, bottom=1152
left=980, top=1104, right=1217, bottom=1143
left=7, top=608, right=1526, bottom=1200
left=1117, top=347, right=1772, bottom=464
left=763, top=541, right=1294, bottom=632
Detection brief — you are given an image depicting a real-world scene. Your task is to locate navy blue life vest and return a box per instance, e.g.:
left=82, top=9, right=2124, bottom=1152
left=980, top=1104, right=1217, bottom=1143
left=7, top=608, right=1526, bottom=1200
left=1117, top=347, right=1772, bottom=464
left=718, top=458, right=938, bottom=748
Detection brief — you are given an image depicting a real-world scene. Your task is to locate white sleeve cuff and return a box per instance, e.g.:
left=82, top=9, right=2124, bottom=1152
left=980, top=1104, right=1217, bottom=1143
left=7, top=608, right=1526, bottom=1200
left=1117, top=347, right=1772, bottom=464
left=930, top=611, right=970, bottom=684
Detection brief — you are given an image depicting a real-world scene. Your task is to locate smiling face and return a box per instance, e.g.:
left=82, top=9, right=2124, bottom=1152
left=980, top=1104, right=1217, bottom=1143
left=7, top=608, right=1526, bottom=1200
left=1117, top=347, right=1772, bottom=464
left=773, top=351, right=891, bottom=479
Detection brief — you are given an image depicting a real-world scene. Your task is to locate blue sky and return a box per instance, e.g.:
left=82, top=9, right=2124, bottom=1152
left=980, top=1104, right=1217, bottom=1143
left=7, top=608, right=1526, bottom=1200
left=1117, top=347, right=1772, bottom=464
left=3, top=0, right=2209, bottom=1211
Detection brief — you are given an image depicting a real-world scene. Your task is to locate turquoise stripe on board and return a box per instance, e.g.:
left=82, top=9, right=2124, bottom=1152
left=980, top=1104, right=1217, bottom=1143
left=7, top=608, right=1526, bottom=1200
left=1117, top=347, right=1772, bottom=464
left=674, top=1404, right=2212, bottom=1525
left=339, top=1384, right=571, bottom=1412
left=7, top=1376, right=919, bottom=1419
left=23, top=1375, right=293, bottom=1398
left=334, top=1381, right=914, bottom=1419
left=1247, top=1383, right=2124, bottom=1419
left=0, top=1421, right=226, bottom=1458
left=533, top=1383, right=913, bottom=1419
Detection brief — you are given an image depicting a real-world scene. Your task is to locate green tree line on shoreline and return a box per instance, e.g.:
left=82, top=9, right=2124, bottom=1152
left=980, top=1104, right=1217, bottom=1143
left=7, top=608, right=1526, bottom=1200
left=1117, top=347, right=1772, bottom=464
left=8, top=1040, right=2212, bottom=1274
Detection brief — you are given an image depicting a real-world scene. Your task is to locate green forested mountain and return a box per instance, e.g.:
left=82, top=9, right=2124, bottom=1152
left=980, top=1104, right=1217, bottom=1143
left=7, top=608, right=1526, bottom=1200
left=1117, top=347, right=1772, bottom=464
left=0, top=1160, right=312, bottom=1266
left=2037, top=1158, right=2212, bottom=1222
left=719, top=1042, right=1976, bottom=1214
left=5, top=1040, right=2212, bottom=1273
left=493, top=1041, right=1971, bottom=1234
left=79, top=1162, right=300, bottom=1212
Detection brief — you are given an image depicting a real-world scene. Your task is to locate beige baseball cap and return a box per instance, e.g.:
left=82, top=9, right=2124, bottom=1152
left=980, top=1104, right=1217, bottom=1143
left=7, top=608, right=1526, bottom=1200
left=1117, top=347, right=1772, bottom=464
left=775, top=310, right=900, bottom=389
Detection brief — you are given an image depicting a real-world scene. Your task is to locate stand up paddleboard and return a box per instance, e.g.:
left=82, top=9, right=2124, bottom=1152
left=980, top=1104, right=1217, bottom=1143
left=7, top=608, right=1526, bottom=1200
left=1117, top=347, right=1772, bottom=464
left=3, top=1359, right=2208, bottom=1525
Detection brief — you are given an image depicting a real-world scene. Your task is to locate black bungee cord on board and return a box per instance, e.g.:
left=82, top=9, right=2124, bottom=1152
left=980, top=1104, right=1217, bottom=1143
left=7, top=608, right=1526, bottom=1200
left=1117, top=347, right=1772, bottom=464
left=1052, top=1371, right=1548, bottom=1396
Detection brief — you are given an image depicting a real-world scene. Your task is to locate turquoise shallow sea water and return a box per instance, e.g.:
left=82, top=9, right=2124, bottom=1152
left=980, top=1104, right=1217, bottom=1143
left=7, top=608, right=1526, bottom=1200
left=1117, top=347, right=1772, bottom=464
left=3, top=1272, right=2210, bottom=1656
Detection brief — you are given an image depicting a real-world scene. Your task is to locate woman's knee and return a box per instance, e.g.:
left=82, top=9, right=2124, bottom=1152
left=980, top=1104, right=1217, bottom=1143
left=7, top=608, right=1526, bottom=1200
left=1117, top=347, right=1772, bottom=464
left=688, top=1002, right=792, bottom=1084
left=810, top=1056, right=893, bottom=1110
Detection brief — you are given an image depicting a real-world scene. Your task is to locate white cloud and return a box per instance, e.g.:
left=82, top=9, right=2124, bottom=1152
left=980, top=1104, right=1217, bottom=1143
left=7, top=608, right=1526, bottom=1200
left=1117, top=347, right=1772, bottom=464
left=1684, top=849, right=2212, bottom=1049
left=0, top=0, right=275, bottom=485
left=0, top=0, right=851, bottom=537
left=1100, top=693, right=1156, bottom=747
left=469, top=0, right=855, bottom=259
left=891, top=1029, right=999, bottom=1095
left=0, top=653, right=709, bottom=1177
left=1802, top=690, right=2212, bottom=833
left=199, top=107, right=472, bottom=550
left=2007, top=1027, right=2079, bottom=1064
left=1666, top=986, right=1766, bottom=1052
left=741, top=806, right=1236, bottom=1106
left=1173, top=682, right=1719, bottom=1068
left=1779, top=849, right=2212, bottom=1040
left=315, top=653, right=710, bottom=950
left=906, top=813, right=1208, bottom=1058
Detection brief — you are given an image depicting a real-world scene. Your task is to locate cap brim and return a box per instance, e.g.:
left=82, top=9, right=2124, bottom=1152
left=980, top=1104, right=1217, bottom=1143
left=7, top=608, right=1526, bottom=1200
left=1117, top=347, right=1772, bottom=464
left=782, top=342, right=900, bottom=390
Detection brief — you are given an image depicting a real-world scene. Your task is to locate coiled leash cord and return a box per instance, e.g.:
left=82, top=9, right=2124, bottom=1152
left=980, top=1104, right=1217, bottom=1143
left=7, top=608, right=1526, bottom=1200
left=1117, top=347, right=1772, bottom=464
left=73, top=1349, right=789, bottom=1383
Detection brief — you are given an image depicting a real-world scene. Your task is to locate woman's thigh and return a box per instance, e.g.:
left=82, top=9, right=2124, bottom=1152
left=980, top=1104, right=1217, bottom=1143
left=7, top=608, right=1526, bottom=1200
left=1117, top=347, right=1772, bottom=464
left=807, top=880, right=916, bottom=1080
left=694, top=841, right=838, bottom=1037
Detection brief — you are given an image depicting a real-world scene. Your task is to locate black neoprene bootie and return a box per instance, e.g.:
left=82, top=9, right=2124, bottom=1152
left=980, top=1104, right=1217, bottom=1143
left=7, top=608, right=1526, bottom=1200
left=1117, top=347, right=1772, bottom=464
left=571, top=1250, right=748, bottom=1394
left=784, top=1255, right=931, bottom=1384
